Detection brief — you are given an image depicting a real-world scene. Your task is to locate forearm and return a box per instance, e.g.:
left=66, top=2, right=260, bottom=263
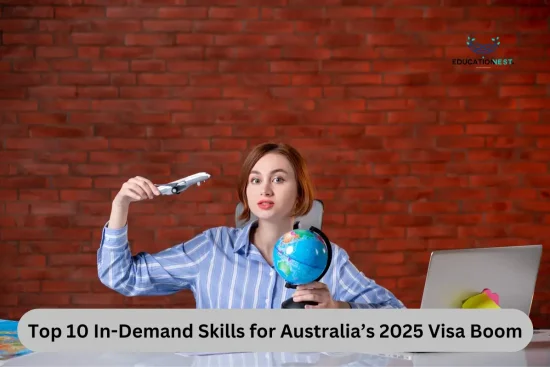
left=108, top=198, right=130, bottom=230
left=97, top=221, right=138, bottom=296
left=99, top=200, right=150, bottom=295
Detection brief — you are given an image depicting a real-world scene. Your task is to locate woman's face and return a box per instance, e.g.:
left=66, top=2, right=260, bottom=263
left=246, top=153, right=298, bottom=223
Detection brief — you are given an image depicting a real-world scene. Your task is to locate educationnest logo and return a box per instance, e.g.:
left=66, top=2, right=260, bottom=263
left=452, top=35, right=514, bottom=67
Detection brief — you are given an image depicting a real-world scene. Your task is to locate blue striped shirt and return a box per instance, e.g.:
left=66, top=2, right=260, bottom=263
left=97, top=220, right=405, bottom=309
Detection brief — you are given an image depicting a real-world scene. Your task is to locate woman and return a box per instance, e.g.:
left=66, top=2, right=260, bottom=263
left=98, top=142, right=405, bottom=309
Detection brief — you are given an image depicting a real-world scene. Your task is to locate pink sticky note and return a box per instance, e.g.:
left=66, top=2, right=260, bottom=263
left=482, top=288, right=499, bottom=305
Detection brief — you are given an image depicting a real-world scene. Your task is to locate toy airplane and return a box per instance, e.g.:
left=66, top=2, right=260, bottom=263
left=155, top=172, right=211, bottom=195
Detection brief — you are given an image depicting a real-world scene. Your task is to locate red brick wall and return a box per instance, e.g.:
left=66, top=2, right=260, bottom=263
left=1, top=1, right=549, bottom=328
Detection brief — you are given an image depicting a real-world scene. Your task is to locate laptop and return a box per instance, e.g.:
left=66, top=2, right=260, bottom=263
left=420, top=244, right=543, bottom=315
left=382, top=244, right=543, bottom=357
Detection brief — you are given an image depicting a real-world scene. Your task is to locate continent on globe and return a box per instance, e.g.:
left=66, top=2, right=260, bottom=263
left=276, top=260, right=292, bottom=277
left=273, top=229, right=330, bottom=286
left=282, top=231, right=300, bottom=243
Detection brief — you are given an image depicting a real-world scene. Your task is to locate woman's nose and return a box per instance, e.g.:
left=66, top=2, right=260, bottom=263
left=261, top=183, right=273, bottom=196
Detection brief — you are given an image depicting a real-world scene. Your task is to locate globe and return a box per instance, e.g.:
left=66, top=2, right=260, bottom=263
left=273, top=228, right=331, bottom=286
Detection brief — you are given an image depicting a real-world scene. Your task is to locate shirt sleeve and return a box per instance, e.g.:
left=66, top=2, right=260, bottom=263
left=331, top=245, right=406, bottom=309
left=97, top=222, right=212, bottom=297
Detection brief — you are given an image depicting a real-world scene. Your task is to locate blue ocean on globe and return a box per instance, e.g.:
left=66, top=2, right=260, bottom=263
left=272, top=229, right=329, bottom=285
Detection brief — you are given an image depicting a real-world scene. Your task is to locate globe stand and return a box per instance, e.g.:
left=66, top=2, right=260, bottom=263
left=281, top=226, right=333, bottom=309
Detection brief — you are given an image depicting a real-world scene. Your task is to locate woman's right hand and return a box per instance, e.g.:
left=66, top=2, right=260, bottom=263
left=113, top=176, right=161, bottom=207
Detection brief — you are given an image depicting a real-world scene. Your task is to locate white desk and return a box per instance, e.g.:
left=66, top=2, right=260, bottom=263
left=2, top=330, right=549, bottom=367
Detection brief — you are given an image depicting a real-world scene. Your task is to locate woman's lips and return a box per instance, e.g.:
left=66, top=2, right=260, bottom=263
left=258, top=201, right=274, bottom=210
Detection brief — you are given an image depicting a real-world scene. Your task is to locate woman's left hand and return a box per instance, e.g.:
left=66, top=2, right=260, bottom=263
left=292, top=282, right=349, bottom=309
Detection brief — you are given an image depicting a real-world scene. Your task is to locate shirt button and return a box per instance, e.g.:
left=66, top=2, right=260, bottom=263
left=270, top=270, right=274, bottom=276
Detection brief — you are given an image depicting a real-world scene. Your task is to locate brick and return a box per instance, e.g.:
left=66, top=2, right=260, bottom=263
left=3, top=6, right=54, bottom=18
left=219, top=61, right=269, bottom=73
left=77, top=86, right=118, bottom=98
left=322, top=60, right=371, bottom=73
left=69, top=33, right=122, bottom=46
left=265, top=35, right=317, bottom=48
left=465, top=124, right=516, bottom=136
left=210, top=47, right=282, bottom=60
left=501, top=162, right=548, bottom=174
left=59, top=73, right=109, bottom=85
left=30, top=126, right=92, bottom=138
left=156, top=45, right=199, bottom=59
left=319, top=100, right=366, bottom=111
left=518, top=98, right=550, bottom=109
left=50, top=60, right=90, bottom=71
left=357, top=252, right=406, bottom=266
left=42, top=281, right=90, bottom=293
left=20, top=216, right=71, bottom=228
left=376, top=265, right=415, bottom=277
left=0, top=87, right=25, bottom=99
left=19, top=112, right=67, bottom=125
left=126, top=34, right=175, bottom=46
left=119, top=87, right=170, bottom=99
left=106, top=7, right=157, bottom=19
left=114, top=72, right=142, bottom=85
left=210, top=7, right=258, bottom=19
left=317, top=34, right=365, bottom=47
left=60, top=190, right=111, bottom=202
left=500, top=86, right=547, bottom=97
left=501, top=20, right=549, bottom=32
left=3, top=34, right=53, bottom=45
left=27, top=86, right=76, bottom=98
left=18, top=294, right=70, bottom=306
left=55, top=6, right=105, bottom=19
left=247, top=21, right=294, bottom=34
left=0, top=281, right=41, bottom=293
left=1, top=47, right=35, bottom=61
left=137, top=73, right=188, bottom=85
left=523, top=124, right=550, bottom=136
left=0, top=100, right=37, bottom=111
left=103, top=47, right=154, bottom=59
left=131, top=60, right=166, bottom=72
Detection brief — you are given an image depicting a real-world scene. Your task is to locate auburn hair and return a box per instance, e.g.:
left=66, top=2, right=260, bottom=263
left=237, top=142, right=315, bottom=222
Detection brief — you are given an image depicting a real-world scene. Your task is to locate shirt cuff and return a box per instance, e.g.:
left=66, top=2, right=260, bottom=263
left=100, top=221, right=129, bottom=250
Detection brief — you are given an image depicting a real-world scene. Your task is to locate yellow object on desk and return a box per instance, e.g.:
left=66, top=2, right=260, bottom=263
left=461, top=288, right=501, bottom=309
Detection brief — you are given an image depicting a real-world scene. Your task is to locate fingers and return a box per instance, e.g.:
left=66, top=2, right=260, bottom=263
left=135, top=176, right=161, bottom=196
left=118, top=176, right=160, bottom=203
left=293, top=288, right=331, bottom=305
left=296, top=282, right=328, bottom=291
left=124, top=181, right=149, bottom=200
left=114, top=176, right=162, bottom=206
left=293, top=282, right=337, bottom=308
left=123, top=184, right=143, bottom=201
left=129, top=176, right=159, bottom=199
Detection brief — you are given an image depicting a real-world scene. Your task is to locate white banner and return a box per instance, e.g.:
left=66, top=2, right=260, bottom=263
left=17, top=308, right=533, bottom=353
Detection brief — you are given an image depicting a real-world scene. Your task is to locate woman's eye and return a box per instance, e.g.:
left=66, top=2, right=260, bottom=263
left=251, top=178, right=260, bottom=184
left=273, top=177, right=285, bottom=183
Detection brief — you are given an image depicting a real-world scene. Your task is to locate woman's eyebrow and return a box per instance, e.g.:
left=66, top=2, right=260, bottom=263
left=250, top=168, right=288, bottom=175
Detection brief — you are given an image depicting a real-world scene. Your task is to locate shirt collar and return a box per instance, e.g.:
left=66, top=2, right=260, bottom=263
left=233, top=219, right=259, bottom=254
